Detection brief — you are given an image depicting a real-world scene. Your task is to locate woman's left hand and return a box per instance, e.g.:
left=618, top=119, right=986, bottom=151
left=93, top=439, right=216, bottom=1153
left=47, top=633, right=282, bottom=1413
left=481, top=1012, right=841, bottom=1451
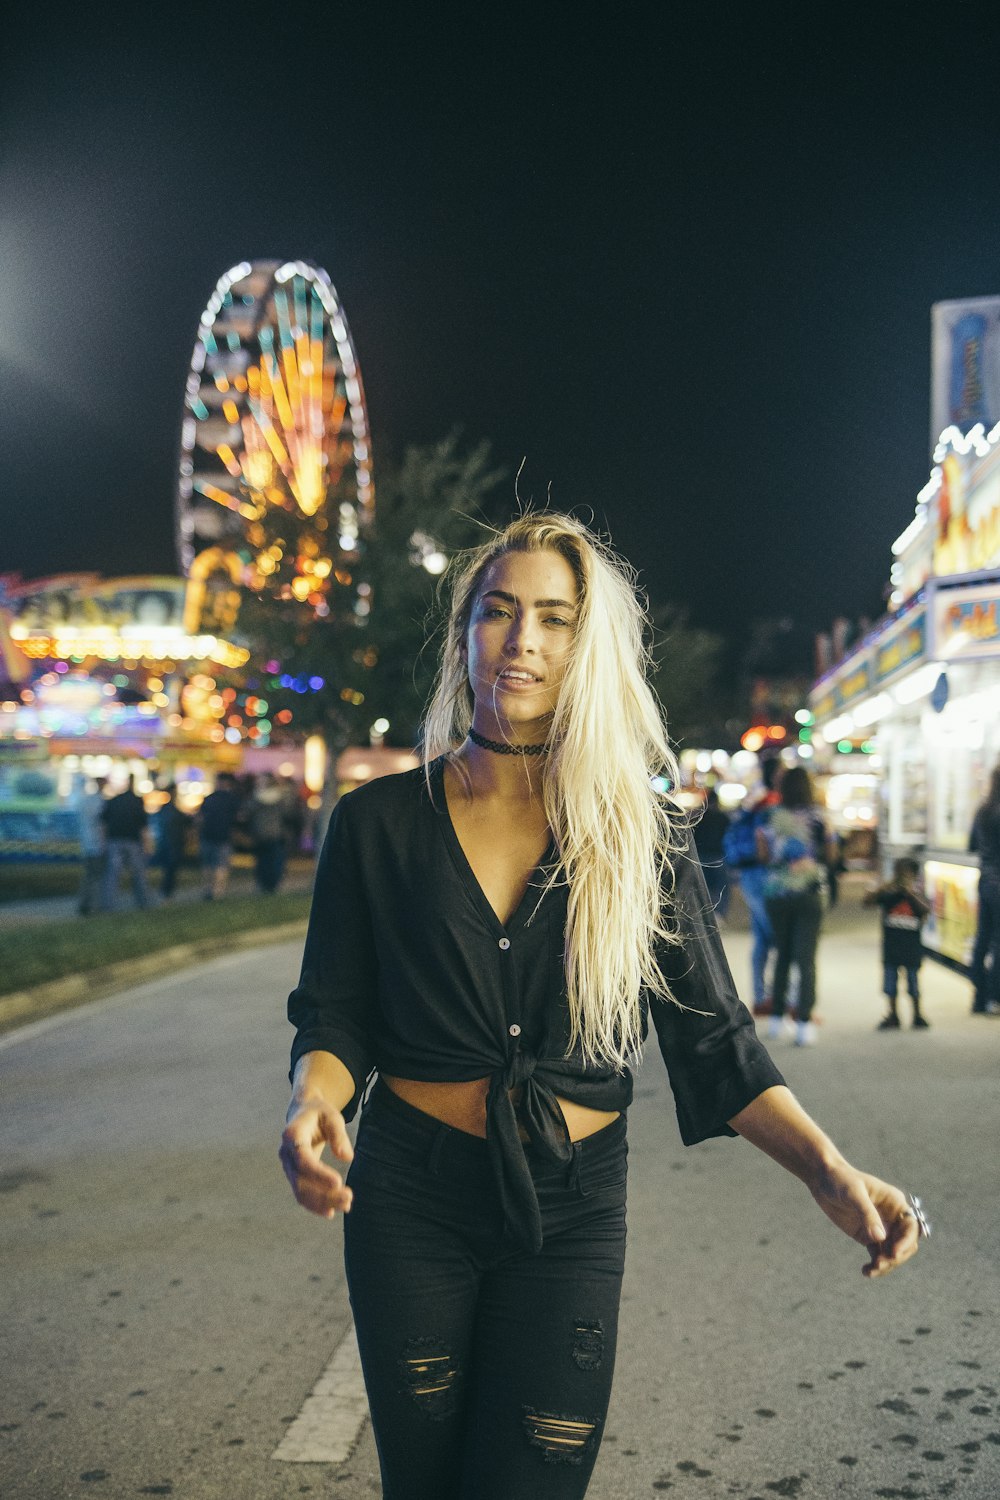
left=809, top=1163, right=923, bottom=1278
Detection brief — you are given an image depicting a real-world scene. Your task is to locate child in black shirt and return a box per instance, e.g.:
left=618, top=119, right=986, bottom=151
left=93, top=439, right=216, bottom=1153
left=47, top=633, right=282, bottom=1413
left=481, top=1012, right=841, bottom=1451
left=864, top=858, right=931, bottom=1030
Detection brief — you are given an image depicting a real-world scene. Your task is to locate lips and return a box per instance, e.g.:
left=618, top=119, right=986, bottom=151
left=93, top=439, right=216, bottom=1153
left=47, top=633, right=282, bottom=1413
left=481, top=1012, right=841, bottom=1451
left=497, top=668, right=543, bottom=684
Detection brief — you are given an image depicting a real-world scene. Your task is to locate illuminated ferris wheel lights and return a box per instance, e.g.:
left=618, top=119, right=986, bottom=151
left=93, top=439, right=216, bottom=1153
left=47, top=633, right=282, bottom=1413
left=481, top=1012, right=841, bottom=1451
left=178, top=258, right=372, bottom=589
left=216, top=444, right=241, bottom=478
left=193, top=478, right=258, bottom=524
left=243, top=450, right=274, bottom=491
left=247, top=405, right=292, bottom=471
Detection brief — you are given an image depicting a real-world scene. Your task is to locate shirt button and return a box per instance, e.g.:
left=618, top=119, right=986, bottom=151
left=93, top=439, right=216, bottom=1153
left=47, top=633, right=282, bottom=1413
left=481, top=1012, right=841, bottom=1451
left=498, top=937, right=511, bottom=950
left=509, top=1024, right=521, bottom=1037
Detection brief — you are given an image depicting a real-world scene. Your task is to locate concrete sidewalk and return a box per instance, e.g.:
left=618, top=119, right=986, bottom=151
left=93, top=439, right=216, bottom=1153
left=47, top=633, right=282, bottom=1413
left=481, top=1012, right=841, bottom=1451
left=719, top=867, right=980, bottom=1029
left=1, top=902, right=996, bottom=1500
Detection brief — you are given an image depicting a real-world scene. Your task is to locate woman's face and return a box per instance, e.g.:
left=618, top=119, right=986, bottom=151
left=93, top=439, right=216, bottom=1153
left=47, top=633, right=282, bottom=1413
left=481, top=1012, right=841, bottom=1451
left=463, top=548, right=579, bottom=740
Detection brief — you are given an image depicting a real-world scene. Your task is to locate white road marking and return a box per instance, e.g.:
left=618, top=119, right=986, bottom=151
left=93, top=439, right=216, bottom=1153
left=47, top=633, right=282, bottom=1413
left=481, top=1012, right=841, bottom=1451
left=272, top=1323, right=369, bottom=1464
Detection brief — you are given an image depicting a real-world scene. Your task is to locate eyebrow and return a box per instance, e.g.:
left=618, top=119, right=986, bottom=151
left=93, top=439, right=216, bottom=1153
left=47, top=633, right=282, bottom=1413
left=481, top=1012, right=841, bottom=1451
left=481, top=589, right=577, bottom=610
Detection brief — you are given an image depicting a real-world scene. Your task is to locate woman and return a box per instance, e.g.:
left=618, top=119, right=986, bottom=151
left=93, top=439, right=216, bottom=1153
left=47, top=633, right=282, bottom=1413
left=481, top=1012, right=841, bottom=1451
left=969, top=763, right=1000, bottom=1015
left=758, top=764, right=833, bottom=1047
left=280, top=513, right=923, bottom=1500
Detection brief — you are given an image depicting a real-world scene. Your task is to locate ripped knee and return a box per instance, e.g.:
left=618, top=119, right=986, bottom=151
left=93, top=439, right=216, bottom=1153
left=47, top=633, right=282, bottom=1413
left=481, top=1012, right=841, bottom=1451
left=398, top=1337, right=462, bottom=1420
left=522, top=1406, right=599, bottom=1464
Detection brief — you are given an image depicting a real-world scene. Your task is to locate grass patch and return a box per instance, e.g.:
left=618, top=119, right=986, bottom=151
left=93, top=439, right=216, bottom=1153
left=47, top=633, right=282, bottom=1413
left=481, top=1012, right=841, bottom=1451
left=1, top=891, right=311, bottom=996
left=0, top=864, right=82, bottom=902
left=0, top=856, right=263, bottom=904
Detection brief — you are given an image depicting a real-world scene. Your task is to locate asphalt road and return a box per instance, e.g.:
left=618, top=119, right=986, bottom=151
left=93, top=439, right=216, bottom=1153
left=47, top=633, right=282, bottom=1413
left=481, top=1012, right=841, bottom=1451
left=1, top=908, right=998, bottom=1500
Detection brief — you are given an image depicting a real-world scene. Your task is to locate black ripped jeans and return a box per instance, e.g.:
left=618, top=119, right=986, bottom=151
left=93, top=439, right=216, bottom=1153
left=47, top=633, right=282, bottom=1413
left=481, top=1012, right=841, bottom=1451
left=343, top=1078, right=628, bottom=1500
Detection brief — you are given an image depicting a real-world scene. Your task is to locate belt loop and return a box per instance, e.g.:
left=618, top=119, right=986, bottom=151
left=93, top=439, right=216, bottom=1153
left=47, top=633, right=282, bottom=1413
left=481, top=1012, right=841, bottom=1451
left=427, top=1123, right=449, bottom=1178
left=568, top=1140, right=585, bottom=1197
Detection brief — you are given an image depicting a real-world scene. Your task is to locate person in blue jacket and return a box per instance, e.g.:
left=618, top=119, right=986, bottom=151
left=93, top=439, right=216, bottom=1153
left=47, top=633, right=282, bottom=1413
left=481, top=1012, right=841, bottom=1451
left=280, top=512, right=925, bottom=1500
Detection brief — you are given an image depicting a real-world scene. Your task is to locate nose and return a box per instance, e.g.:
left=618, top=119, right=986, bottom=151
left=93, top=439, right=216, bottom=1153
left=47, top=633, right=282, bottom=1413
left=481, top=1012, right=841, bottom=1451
left=505, top=611, right=539, bottom=655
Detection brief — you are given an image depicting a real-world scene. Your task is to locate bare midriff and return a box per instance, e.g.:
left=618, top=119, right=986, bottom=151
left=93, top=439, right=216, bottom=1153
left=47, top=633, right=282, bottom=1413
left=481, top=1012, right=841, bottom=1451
left=382, top=1074, right=620, bottom=1141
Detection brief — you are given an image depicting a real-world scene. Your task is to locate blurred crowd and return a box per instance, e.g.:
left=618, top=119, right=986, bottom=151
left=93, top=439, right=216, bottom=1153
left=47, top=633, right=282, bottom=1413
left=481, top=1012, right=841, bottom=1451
left=75, top=770, right=308, bottom=913
left=693, top=754, right=1000, bottom=1038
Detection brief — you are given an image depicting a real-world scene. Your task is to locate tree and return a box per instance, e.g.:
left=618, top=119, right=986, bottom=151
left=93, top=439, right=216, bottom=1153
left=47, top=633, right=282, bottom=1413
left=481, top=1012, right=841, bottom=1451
left=231, top=433, right=507, bottom=763
left=649, top=604, right=738, bottom=750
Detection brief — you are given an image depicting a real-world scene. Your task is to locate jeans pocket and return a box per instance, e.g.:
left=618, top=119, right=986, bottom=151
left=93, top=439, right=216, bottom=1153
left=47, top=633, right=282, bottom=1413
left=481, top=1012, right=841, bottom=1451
left=353, top=1112, right=426, bottom=1173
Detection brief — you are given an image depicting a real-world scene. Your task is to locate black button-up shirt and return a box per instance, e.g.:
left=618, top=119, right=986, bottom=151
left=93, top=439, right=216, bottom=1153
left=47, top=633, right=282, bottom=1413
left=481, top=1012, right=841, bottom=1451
left=288, top=760, right=784, bottom=1251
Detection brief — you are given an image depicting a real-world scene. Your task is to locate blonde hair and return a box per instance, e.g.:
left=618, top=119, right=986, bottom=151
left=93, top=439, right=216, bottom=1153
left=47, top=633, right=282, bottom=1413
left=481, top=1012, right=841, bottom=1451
left=421, top=512, right=685, bottom=1068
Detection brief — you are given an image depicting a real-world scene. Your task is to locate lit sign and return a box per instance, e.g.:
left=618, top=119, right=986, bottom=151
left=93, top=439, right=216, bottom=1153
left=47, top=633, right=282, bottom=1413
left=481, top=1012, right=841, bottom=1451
left=836, top=660, right=873, bottom=710
left=11, top=630, right=249, bottom=669
left=4, top=576, right=248, bottom=667
left=931, top=296, right=1000, bottom=451
left=932, top=442, right=1000, bottom=578
left=923, top=860, right=978, bottom=967
left=875, top=610, right=927, bottom=685
left=934, top=585, right=1000, bottom=658
left=810, top=653, right=874, bottom=723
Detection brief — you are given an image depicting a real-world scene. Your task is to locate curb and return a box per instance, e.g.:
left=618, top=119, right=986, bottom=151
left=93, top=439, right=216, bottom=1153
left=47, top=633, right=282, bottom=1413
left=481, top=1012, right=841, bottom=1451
left=0, top=919, right=308, bottom=1036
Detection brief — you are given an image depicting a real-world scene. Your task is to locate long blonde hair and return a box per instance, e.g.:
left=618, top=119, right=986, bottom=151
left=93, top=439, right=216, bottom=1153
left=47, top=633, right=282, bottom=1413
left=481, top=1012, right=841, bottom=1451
left=421, top=512, right=685, bottom=1068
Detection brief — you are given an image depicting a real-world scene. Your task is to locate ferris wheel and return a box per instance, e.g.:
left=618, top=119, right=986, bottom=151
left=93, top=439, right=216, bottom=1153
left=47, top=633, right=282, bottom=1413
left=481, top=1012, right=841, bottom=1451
left=176, top=259, right=373, bottom=621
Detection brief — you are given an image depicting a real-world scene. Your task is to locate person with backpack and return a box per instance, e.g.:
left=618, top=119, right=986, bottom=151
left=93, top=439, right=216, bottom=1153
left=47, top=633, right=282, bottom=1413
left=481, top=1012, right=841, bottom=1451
left=724, top=757, right=781, bottom=1011
left=757, top=765, right=835, bottom=1046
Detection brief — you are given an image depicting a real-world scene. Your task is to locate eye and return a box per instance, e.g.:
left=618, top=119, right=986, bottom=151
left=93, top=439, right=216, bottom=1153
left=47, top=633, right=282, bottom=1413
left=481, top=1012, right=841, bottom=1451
left=545, top=615, right=572, bottom=628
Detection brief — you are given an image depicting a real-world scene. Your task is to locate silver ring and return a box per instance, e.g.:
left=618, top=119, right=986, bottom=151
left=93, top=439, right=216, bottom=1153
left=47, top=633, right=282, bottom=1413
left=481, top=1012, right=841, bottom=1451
left=906, top=1192, right=931, bottom=1239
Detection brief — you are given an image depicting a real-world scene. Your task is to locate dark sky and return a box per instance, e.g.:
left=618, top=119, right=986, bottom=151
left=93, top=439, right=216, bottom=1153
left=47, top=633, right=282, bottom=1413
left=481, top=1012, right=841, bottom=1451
left=3, top=5, right=1000, bottom=665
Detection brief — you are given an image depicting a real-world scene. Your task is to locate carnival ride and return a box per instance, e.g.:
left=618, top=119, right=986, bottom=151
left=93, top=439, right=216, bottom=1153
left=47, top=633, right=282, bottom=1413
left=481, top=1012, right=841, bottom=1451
left=177, top=260, right=373, bottom=625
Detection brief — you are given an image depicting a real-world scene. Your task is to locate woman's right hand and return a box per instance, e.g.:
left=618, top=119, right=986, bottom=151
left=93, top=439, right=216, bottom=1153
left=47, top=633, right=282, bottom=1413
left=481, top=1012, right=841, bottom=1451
left=279, top=1101, right=355, bottom=1219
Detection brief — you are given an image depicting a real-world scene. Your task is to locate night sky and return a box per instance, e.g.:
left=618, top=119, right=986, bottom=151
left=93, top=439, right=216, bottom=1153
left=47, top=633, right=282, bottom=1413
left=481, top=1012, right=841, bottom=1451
left=4, top=6, right=1000, bottom=667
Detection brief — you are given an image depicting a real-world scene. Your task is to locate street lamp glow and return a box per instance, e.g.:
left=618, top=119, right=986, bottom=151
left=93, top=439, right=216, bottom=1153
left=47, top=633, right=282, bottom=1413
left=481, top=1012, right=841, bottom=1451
left=422, top=551, right=447, bottom=575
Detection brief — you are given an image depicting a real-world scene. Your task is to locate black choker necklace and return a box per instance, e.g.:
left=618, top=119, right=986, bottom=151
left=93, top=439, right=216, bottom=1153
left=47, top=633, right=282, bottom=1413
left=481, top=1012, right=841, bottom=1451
left=468, top=728, right=549, bottom=756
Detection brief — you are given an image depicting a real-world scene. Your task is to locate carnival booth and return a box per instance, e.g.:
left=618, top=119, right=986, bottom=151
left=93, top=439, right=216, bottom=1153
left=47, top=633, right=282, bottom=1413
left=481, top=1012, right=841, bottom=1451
left=810, top=410, right=1000, bottom=968
left=0, top=574, right=252, bottom=859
